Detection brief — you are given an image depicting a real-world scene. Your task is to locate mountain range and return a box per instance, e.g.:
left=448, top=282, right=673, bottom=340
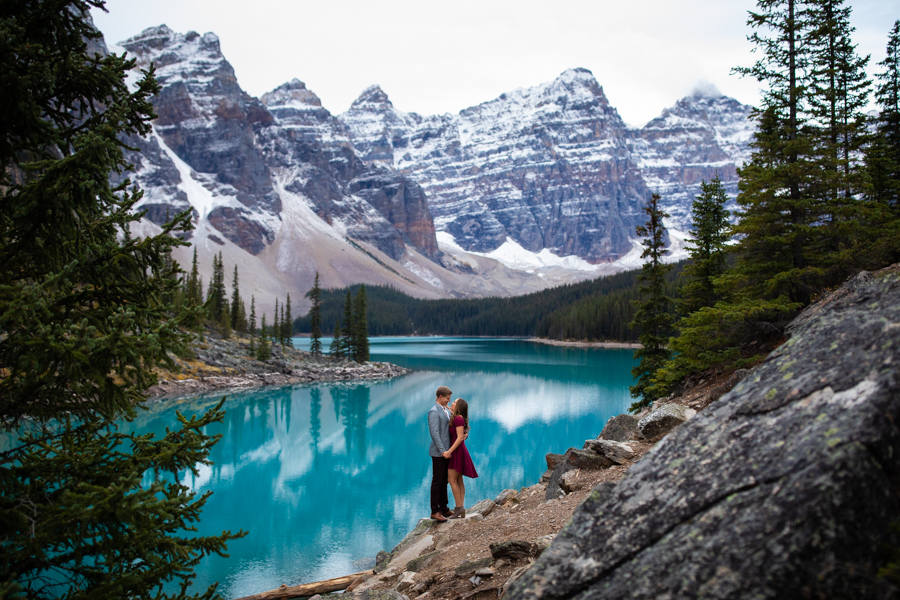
left=112, top=25, right=755, bottom=311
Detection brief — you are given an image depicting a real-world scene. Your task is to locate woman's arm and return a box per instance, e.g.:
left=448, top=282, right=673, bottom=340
left=447, top=424, right=465, bottom=455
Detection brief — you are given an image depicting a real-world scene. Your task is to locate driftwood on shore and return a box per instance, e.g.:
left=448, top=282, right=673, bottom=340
left=232, top=570, right=374, bottom=600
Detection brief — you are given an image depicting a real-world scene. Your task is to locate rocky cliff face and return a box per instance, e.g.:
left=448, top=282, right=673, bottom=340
left=339, top=69, right=754, bottom=263
left=507, top=272, right=900, bottom=600
left=340, top=69, right=650, bottom=263
left=115, top=25, right=754, bottom=302
left=118, top=26, right=443, bottom=302
left=627, top=92, right=755, bottom=227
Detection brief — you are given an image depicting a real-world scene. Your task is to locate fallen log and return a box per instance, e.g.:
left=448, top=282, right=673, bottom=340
left=232, top=570, right=374, bottom=600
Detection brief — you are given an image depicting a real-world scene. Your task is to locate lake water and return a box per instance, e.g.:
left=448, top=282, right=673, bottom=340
left=130, top=337, right=636, bottom=598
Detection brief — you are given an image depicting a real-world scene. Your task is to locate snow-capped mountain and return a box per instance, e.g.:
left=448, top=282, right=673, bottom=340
left=627, top=92, right=755, bottom=227
left=340, top=69, right=648, bottom=264
left=113, top=25, right=755, bottom=306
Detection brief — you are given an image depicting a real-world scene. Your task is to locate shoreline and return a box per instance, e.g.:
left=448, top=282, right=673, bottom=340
left=146, top=361, right=410, bottom=400
left=146, top=333, right=410, bottom=401
left=527, top=337, right=641, bottom=349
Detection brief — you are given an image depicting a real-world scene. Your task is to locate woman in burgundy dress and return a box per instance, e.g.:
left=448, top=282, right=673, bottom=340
left=446, top=398, right=478, bottom=519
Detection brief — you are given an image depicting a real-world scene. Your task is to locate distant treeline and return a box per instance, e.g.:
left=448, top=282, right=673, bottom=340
left=295, top=261, right=687, bottom=341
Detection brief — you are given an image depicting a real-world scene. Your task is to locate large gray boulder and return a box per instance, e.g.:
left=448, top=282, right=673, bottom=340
left=508, top=274, right=900, bottom=600
left=638, top=403, right=694, bottom=441
left=598, top=413, right=640, bottom=442
left=582, top=439, right=635, bottom=464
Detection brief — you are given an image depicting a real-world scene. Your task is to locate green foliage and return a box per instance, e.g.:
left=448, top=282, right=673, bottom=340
left=629, top=194, right=674, bottom=412
left=352, top=285, right=370, bottom=363
left=206, top=252, right=228, bottom=331
left=294, top=266, right=686, bottom=342
left=256, top=314, right=271, bottom=361
left=678, top=176, right=730, bottom=314
left=230, top=265, right=245, bottom=333
left=329, top=319, right=344, bottom=358
left=0, top=2, right=243, bottom=598
left=867, top=20, right=900, bottom=264
left=283, top=293, right=293, bottom=349
left=651, top=296, right=800, bottom=393
left=272, top=298, right=280, bottom=346
left=306, top=273, right=323, bottom=357
left=341, top=291, right=354, bottom=353
left=185, top=247, right=203, bottom=307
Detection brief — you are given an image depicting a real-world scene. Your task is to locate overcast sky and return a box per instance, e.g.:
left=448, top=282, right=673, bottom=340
left=92, top=0, right=897, bottom=127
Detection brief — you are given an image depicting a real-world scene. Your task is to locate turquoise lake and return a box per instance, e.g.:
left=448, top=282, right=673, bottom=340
left=130, top=337, right=636, bottom=598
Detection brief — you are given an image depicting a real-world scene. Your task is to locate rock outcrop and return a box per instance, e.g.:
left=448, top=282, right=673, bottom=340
left=508, top=273, right=900, bottom=600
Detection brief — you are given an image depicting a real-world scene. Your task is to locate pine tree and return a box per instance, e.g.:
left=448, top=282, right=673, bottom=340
left=341, top=290, right=354, bottom=355
left=248, top=296, right=257, bottom=355
left=330, top=319, right=344, bottom=358
left=678, top=175, right=731, bottom=315
left=352, top=285, right=370, bottom=363
left=284, top=293, right=294, bottom=348
left=628, top=194, right=673, bottom=412
left=802, top=0, right=874, bottom=276
left=868, top=20, right=900, bottom=264
left=186, top=246, right=202, bottom=305
left=306, top=273, right=323, bottom=356
left=257, top=314, right=271, bottom=361
left=230, top=265, right=243, bottom=333
left=0, top=3, right=243, bottom=598
left=732, top=0, right=821, bottom=305
left=273, top=298, right=280, bottom=345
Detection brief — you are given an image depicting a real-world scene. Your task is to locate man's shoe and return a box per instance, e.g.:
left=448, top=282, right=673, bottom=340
left=430, top=512, right=448, bottom=522
left=441, top=508, right=454, bottom=518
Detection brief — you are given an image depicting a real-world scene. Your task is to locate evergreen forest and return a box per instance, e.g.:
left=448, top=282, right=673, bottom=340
left=294, top=262, right=687, bottom=342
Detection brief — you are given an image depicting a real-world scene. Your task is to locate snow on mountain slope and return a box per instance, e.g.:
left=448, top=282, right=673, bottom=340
left=340, top=68, right=754, bottom=265
left=111, top=24, right=756, bottom=305
left=628, top=92, right=755, bottom=228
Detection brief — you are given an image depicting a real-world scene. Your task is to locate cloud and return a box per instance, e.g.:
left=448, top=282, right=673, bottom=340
left=690, top=80, right=724, bottom=98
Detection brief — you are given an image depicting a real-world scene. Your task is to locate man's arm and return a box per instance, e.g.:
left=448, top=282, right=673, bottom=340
left=428, top=409, right=448, bottom=454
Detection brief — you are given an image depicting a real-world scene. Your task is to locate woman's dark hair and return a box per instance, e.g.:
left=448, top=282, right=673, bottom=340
left=453, top=398, right=470, bottom=433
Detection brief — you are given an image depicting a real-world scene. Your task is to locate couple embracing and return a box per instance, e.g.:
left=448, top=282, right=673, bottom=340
left=428, top=386, right=478, bottom=522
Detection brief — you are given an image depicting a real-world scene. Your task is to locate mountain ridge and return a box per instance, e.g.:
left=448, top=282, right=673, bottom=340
left=114, top=24, right=755, bottom=310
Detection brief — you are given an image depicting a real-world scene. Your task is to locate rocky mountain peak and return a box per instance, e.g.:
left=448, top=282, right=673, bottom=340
left=120, top=26, right=224, bottom=74
left=543, top=67, right=609, bottom=107
left=350, top=85, right=394, bottom=110
left=261, top=78, right=324, bottom=109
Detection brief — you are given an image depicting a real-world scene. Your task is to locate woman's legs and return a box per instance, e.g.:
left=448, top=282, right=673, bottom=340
left=459, top=477, right=466, bottom=508
left=448, top=469, right=462, bottom=508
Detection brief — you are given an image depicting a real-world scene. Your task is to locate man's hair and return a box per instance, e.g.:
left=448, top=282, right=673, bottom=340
left=436, top=386, right=452, bottom=398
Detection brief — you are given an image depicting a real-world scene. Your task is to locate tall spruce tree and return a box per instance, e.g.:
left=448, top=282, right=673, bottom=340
left=284, top=293, right=293, bottom=348
left=341, top=290, right=354, bottom=356
left=732, top=0, right=822, bottom=305
left=272, top=298, right=280, bottom=345
left=0, top=3, right=243, bottom=598
left=186, top=246, right=202, bottom=306
left=330, top=319, right=344, bottom=358
left=628, top=194, right=673, bottom=412
left=678, top=175, right=731, bottom=314
left=206, top=252, right=227, bottom=325
left=868, top=21, right=900, bottom=263
left=352, top=285, right=370, bottom=363
left=248, top=295, right=257, bottom=355
left=306, top=273, right=323, bottom=357
left=257, top=314, right=271, bottom=361
left=230, top=265, right=243, bottom=333
left=803, top=0, right=874, bottom=276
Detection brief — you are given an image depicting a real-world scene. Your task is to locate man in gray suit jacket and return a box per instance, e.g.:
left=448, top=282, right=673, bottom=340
left=428, top=385, right=454, bottom=522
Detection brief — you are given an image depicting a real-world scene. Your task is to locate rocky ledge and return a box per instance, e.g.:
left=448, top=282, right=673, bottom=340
left=146, top=334, right=410, bottom=400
